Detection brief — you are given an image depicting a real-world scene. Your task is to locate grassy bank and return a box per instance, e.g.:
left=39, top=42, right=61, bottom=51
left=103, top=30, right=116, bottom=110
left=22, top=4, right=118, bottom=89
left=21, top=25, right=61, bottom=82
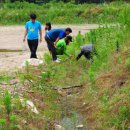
left=0, top=26, right=130, bottom=129
left=12, top=24, right=129, bottom=129
left=0, top=1, right=130, bottom=25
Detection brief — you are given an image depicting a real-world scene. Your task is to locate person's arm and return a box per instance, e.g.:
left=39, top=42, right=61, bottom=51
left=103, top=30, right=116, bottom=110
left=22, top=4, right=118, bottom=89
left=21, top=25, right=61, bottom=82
left=23, top=22, right=28, bottom=42
left=76, top=51, right=84, bottom=60
left=64, top=51, right=70, bottom=57
left=54, top=31, right=65, bottom=46
left=39, top=23, right=42, bottom=43
left=63, top=45, right=70, bottom=57
left=23, top=28, right=28, bottom=42
left=39, top=29, right=42, bottom=43
left=54, top=38, right=60, bottom=46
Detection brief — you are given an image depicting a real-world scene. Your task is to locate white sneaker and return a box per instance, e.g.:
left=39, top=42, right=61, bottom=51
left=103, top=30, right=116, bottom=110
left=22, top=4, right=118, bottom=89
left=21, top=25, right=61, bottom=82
left=57, top=58, right=61, bottom=61
left=53, top=59, right=60, bottom=63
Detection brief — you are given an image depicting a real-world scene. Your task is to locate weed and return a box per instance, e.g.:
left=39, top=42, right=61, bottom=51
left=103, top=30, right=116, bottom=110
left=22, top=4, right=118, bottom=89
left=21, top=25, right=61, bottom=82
left=126, top=56, right=130, bottom=71
left=0, top=75, right=12, bottom=83
left=0, top=118, right=6, bottom=130
left=3, top=91, right=11, bottom=115
left=10, top=114, right=17, bottom=130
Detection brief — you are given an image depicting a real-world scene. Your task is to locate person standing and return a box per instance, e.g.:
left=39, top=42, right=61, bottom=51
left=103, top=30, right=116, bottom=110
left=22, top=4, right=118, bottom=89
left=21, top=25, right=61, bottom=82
left=45, top=28, right=72, bottom=62
left=23, top=13, right=42, bottom=59
left=45, top=22, right=52, bottom=34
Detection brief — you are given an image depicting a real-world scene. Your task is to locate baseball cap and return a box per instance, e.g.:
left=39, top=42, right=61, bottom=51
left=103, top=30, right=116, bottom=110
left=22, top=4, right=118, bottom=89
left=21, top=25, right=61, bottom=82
left=66, top=35, right=72, bottom=42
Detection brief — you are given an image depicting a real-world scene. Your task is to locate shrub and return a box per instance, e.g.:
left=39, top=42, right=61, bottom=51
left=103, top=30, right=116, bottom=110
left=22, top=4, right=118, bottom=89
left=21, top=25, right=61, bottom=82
left=1, top=1, right=130, bottom=25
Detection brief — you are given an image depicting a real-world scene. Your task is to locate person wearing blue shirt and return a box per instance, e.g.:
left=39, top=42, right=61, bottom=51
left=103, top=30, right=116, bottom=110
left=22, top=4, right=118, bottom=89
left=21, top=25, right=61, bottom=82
left=45, top=28, right=72, bottom=62
left=23, top=13, right=42, bottom=58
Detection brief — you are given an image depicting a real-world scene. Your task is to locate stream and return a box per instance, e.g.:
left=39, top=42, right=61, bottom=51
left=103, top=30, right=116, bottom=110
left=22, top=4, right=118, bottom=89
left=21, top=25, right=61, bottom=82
left=56, top=87, right=87, bottom=130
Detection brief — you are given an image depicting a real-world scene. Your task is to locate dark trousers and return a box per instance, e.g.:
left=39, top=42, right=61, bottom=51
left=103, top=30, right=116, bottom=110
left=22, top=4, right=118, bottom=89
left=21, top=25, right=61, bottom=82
left=45, top=35, right=57, bottom=61
left=27, top=39, right=38, bottom=58
left=76, top=51, right=92, bottom=61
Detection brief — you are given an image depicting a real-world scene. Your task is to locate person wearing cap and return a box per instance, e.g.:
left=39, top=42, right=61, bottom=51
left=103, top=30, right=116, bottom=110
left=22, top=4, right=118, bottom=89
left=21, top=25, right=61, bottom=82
left=23, top=13, right=42, bottom=59
left=76, top=44, right=97, bottom=61
left=56, top=35, right=72, bottom=57
left=45, top=28, right=72, bottom=62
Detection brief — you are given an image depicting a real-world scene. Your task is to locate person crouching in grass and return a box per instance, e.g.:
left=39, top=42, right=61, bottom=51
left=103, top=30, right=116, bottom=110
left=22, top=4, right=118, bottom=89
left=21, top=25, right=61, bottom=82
left=23, top=13, right=42, bottom=59
left=55, top=35, right=72, bottom=60
left=76, top=43, right=97, bottom=62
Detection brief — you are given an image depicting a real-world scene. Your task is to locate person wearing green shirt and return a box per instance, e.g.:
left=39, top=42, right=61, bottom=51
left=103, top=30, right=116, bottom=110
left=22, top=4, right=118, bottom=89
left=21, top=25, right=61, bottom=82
left=56, top=35, right=72, bottom=57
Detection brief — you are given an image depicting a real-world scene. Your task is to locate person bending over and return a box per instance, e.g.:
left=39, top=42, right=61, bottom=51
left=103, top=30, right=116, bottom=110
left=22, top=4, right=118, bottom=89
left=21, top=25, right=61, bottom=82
left=56, top=35, right=72, bottom=58
left=23, top=13, right=42, bottom=59
left=76, top=44, right=96, bottom=61
left=45, top=28, right=72, bottom=62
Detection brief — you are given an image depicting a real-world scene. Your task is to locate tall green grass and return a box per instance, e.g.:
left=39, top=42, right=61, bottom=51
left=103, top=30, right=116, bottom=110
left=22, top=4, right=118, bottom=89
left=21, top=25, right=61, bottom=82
left=1, top=1, right=130, bottom=25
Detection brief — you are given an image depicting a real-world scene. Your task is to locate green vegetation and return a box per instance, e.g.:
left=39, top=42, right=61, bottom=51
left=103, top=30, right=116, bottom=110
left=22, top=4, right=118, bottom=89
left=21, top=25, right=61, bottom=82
left=126, top=56, right=130, bottom=71
left=0, top=1, right=130, bottom=25
left=16, top=24, right=130, bottom=129
left=0, top=0, right=121, bottom=4
left=3, top=91, right=12, bottom=116
left=0, top=1, right=130, bottom=129
left=0, top=75, right=13, bottom=83
left=0, top=91, right=18, bottom=129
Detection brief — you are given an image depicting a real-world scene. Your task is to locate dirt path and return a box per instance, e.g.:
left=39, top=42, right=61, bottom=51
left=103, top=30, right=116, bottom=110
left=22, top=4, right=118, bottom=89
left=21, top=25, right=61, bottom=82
left=0, top=24, right=99, bottom=71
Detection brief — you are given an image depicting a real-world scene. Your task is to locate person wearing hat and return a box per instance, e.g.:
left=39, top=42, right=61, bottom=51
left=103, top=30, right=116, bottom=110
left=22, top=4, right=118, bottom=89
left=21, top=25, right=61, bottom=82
left=56, top=35, right=72, bottom=58
left=45, top=28, right=72, bottom=62
left=76, top=44, right=97, bottom=61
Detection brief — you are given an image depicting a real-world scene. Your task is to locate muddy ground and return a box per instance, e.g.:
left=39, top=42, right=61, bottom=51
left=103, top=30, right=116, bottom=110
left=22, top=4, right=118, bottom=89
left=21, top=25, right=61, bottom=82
left=0, top=24, right=99, bottom=71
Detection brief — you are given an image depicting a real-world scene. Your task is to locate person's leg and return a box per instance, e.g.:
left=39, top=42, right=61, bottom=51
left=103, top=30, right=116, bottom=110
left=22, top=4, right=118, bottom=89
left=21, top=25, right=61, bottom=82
left=49, top=42, right=57, bottom=61
left=27, top=40, right=33, bottom=58
left=27, top=39, right=38, bottom=58
left=84, top=51, right=91, bottom=60
left=45, top=36, right=57, bottom=61
left=45, top=37, right=52, bottom=54
left=76, top=51, right=84, bottom=60
left=31, top=39, right=38, bottom=58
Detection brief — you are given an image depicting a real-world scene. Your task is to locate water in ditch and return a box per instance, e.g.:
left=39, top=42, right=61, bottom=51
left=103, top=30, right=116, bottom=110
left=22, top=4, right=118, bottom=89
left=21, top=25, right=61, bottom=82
left=57, top=89, right=87, bottom=130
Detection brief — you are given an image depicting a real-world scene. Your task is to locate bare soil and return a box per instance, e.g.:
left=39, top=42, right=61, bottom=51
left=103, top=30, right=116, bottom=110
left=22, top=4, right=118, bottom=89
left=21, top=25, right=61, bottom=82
left=0, top=24, right=99, bottom=71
